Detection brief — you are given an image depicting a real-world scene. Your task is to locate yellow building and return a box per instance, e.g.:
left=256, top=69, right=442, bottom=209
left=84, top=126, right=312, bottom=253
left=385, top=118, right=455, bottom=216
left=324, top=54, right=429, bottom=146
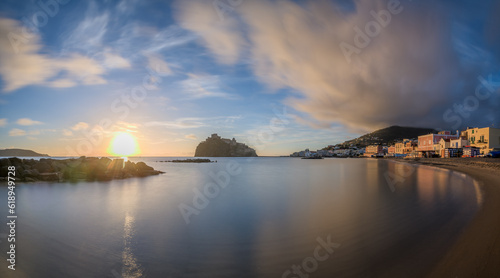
left=395, top=142, right=405, bottom=154
left=464, top=127, right=500, bottom=155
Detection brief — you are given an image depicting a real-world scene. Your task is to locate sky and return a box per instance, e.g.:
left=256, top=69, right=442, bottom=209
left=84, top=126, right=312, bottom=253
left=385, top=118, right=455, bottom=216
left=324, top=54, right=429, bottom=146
left=0, top=0, right=499, bottom=156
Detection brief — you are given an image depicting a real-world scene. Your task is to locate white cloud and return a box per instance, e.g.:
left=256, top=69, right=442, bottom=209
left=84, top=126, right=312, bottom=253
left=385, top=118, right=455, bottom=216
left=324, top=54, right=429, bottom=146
left=71, top=122, right=89, bottom=131
left=17, top=118, right=43, bottom=126
left=0, top=118, right=6, bottom=127
left=62, top=129, right=73, bottom=136
left=147, top=54, right=172, bottom=75
left=185, top=134, right=197, bottom=140
left=175, top=0, right=244, bottom=64
left=29, top=130, right=40, bottom=135
left=9, top=128, right=26, bottom=136
left=48, top=79, right=77, bottom=88
left=103, top=51, right=131, bottom=69
left=0, top=17, right=109, bottom=92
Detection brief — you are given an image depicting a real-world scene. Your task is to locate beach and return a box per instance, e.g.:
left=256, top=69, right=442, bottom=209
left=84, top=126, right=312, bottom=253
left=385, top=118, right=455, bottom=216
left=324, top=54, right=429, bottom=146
left=388, top=158, right=500, bottom=277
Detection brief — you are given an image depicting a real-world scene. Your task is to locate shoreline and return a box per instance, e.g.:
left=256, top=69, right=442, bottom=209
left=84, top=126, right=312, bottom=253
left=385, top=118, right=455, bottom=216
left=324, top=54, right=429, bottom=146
left=387, top=157, right=500, bottom=277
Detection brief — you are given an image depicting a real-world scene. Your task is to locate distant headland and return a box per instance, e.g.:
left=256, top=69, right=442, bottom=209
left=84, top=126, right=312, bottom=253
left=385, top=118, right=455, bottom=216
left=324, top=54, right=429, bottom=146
left=0, top=148, right=49, bottom=157
left=195, top=134, right=257, bottom=157
left=0, top=157, right=163, bottom=182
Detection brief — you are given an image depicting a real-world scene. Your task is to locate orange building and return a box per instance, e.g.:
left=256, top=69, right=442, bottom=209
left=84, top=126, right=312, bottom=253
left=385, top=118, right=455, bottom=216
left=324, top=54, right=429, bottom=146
left=365, top=145, right=383, bottom=157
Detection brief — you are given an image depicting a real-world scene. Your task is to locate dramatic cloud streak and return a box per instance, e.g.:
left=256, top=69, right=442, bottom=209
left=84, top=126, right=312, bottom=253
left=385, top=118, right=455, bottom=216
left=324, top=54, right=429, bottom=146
left=0, top=17, right=129, bottom=92
left=176, top=0, right=500, bottom=131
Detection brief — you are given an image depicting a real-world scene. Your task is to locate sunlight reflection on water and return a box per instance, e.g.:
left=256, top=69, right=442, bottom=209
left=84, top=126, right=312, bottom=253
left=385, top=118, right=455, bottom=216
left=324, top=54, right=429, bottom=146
left=121, top=212, right=143, bottom=278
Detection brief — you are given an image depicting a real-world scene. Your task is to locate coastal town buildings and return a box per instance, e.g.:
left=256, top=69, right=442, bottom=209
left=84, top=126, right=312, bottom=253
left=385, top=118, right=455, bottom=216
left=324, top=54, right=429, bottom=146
left=404, top=140, right=418, bottom=155
left=418, top=131, right=459, bottom=157
left=395, top=141, right=405, bottom=154
left=463, top=146, right=481, bottom=157
left=463, top=127, right=500, bottom=155
left=438, top=138, right=451, bottom=157
left=365, top=145, right=383, bottom=157
left=290, top=126, right=498, bottom=159
left=450, top=137, right=469, bottom=149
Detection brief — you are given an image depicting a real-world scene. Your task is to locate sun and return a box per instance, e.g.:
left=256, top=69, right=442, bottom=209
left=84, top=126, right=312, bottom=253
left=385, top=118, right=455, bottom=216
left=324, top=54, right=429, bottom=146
left=107, top=132, right=140, bottom=157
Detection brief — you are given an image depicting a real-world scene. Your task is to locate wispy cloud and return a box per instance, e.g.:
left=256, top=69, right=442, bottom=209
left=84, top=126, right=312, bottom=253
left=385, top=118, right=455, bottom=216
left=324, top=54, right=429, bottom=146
left=8, top=128, right=26, bottom=136
left=0, top=18, right=110, bottom=92
left=185, top=134, right=197, bottom=140
left=145, top=115, right=241, bottom=129
left=62, top=129, right=73, bottom=136
left=175, top=0, right=244, bottom=64
left=147, top=54, right=172, bottom=76
left=179, top=73, right=237, bottom=100
left=62, top=6, right=109, bottom=52
left=71, top=122, right=89, bottom=131
left=102, top=51, right=131, bottom=69
left=0, top=118, right=6, bottom=127
left=16, top=118, right=43, bottom=126
left=113, top=121, right=140, bottom=133
left=145, top=118, right=205, bottom=129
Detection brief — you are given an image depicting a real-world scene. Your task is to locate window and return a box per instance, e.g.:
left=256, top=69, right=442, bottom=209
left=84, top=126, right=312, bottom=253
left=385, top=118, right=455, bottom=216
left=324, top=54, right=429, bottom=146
left=472, top=130, right=474, bottom=134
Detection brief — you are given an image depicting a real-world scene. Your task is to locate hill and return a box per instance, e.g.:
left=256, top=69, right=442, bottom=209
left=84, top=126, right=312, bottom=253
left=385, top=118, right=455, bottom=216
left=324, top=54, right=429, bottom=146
left=0, top=148, right=50, bottom=157
left=333, top=126, right=437, bottom=148
left=195, top=134, right=257, bottom=157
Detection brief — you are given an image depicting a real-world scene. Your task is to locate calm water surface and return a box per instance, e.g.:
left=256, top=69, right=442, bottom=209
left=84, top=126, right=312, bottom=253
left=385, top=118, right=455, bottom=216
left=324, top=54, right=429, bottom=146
left=0, top=158, right=482, bottom=277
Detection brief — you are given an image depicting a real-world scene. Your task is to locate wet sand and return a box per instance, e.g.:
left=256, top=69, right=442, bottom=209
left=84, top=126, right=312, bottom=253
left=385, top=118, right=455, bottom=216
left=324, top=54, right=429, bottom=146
left=389, top=158, right=500, bottom=277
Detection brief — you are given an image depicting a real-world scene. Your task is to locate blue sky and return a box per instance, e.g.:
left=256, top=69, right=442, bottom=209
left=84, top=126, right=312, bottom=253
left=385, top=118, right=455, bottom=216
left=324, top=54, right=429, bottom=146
left=0, top=0, right=499, bottom=156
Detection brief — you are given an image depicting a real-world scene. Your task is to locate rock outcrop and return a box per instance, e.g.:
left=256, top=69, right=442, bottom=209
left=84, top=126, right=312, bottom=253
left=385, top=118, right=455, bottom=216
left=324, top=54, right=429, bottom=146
left=0, top=157, right=163, bottom=182
left=194, top=134, right=257, bottom=157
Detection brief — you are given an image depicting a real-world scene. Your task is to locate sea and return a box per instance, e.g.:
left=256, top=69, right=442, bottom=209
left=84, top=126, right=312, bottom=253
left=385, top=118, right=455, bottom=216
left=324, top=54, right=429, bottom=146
left=0, top=157, right=482, bottom=278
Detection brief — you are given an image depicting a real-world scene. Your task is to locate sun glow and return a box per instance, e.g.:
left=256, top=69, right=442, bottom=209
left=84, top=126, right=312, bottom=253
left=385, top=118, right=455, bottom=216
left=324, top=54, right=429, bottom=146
left=107, top=132, right=140, bottom=157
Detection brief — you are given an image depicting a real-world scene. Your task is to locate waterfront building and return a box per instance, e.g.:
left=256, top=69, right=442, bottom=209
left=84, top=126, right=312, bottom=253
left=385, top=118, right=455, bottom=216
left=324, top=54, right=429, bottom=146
left=462, top=127, right=500, bottom=155
left=418, top=131, right=459, bottom=157
left=365, top=145, right=383, bottom=157
left=450, top=137, right=469, bottom=149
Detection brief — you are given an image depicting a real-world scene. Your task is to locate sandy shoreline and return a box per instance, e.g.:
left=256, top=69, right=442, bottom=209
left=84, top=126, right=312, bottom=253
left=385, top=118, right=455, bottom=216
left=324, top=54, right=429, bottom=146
left=387, top=158, right=500, bottom=277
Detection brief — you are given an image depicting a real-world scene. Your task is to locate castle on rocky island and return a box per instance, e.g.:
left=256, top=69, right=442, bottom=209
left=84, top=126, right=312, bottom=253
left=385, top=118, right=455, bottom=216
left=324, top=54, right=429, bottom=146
left=194, top=134, right=257, bottom=157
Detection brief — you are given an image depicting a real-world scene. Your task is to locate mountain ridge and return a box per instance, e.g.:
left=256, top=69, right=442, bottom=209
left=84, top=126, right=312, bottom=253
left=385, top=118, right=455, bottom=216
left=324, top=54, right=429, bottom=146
left=332, top=125, right=437, bottom=148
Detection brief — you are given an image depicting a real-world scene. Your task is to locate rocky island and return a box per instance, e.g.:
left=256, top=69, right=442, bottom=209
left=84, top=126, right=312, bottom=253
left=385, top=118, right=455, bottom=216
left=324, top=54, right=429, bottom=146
left=0, top=157, right=163, bottom=182
left=195, top=134, right=257, bottom=157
